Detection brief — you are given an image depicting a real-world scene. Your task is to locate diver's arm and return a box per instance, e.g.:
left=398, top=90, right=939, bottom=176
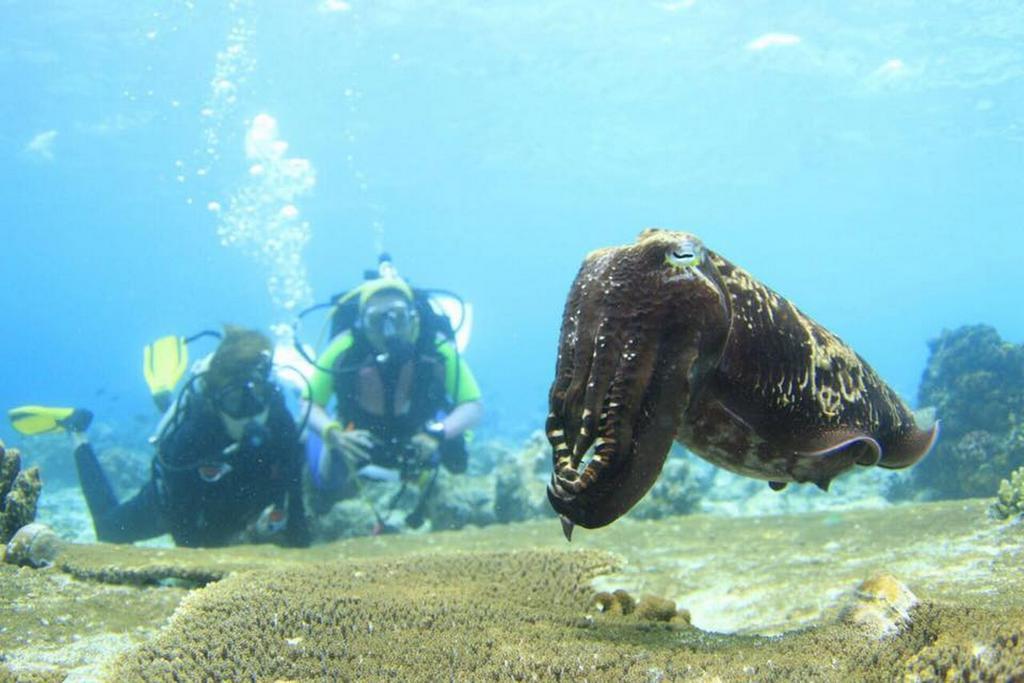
left=439, top=400, right=483, bottom=439
left=303, top=400, right=336, bottom=437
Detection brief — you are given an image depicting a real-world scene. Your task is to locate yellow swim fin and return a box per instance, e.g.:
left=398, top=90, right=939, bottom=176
left=143, top=335, right=188, bottom=412
left=8, top=406, right=93, bottom=435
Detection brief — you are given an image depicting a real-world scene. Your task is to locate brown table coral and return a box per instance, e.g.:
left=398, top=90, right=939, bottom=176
left=3, top=499, right=1024, bottom=681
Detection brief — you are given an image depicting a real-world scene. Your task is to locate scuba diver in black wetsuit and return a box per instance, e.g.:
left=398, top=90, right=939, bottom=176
left=300, top=264, right=483, bottom=526
left=20, top=327, right=310, bottom=548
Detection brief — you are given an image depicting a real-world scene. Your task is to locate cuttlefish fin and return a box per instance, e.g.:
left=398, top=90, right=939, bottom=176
left=878, top=420, right=940, bottom=469
left=796, top=430, right=883, bottom=467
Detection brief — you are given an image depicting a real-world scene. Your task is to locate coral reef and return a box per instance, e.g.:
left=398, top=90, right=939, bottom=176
left=110, top=550, right=625, bottom=680
left=308, top=495, right=382, bottom=541
left=424, top=471, right=496, bottom=530
left=593, top=588, right=637, bottom=615
left=308, top=469, right=499, bottom=543
left=492, top=430, right=549, bottom=523
left=2, top=498, right=1023, bottom=680
left=990, top=466, right=1024, bottom=520
left=0, top=559, right=187, bottom=681
left=912, top=325, right=1024, bottom=498
left=308, top=426, right=906, bottom=543
left=904, top=621, right=1024, bottom=681
left=98, top=549, right=1024, bottom=680
left=0, top=441, right=41, bottom=545
left=628, top=453, right=702, bottom=520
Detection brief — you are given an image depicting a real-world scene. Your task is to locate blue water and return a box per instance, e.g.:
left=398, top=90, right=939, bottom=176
left=1, top=0, right=1022, bottom=447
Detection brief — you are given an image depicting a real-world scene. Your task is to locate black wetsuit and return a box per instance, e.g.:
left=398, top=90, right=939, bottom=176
left=74, top=389, right=310, bottom=548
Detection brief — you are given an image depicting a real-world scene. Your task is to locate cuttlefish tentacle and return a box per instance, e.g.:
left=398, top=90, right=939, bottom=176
left=577, top=330, right=657, bottom=490
left=572, top=321, right=623, bottom=461
left=546, top=264, right=594, bottom=480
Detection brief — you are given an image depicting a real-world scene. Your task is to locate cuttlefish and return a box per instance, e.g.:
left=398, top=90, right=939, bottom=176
left=546, top=229, right=938, bottom=538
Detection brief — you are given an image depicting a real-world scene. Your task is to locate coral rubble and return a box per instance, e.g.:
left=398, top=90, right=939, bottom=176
left=0, top=440, right=41, bottom=546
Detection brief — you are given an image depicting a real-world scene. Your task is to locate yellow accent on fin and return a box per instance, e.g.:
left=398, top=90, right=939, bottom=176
left=8, top=405, right=76, bottom=435
left=143, top=336, right=188, bottom=402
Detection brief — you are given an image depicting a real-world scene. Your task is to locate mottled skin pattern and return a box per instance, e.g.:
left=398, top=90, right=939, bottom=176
left=547, top=229, right=938, bottom=533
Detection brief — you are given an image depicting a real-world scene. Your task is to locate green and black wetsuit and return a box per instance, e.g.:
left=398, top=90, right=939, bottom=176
left=306, top=330, right=481, bottom=481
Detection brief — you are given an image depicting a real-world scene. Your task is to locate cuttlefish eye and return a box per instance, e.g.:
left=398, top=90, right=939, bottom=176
left=666, top=241, right=702, bottom=268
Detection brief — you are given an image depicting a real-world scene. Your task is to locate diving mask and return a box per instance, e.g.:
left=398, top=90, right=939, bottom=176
left=214, top=377, right=271, bottom=419
left=363, top=299, right=417, bottom=345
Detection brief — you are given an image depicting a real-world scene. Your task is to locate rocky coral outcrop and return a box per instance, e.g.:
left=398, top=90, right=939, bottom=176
left=493, top=431, right=549, bottom=523
left=4, top=523, right=64, bottom=568
left=1, top=440, right=42, bottom=545
left=425, top=471, right=496, bottom=530
left=493, top=433, right=702, bottom=524
left=912, top=325, right=1024, bottom=498
left=841, top=573, right=919, bottom=639
left=629, top=455, right=701, bottom=520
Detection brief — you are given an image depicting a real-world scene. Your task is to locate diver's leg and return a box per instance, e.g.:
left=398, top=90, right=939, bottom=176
left=73, top=442, right=120, bottom=519
left=74, top=443, right=165, bottom=542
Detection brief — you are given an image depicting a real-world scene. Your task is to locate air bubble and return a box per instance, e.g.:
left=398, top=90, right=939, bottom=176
left=215, top=113, right=315, bottom=312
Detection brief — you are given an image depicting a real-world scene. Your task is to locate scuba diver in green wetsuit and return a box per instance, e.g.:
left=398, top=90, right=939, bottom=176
left=301, top=265, right=483, bottom=524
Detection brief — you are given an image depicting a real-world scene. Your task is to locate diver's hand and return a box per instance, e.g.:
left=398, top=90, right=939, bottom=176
left=325, top=428, right=375, bottom=464
left=409, top=431, right=441, bottom=466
